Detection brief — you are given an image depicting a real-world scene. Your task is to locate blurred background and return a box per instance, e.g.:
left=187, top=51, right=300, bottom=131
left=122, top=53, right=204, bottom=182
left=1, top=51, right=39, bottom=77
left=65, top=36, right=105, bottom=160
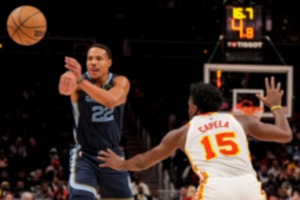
left=0, top=0, right=300, bottom=199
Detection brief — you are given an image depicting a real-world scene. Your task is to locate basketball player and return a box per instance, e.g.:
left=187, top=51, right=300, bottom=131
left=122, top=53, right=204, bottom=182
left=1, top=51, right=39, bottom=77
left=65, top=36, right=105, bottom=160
left=98, top=77, right=292, bottom=200
left=58, top=43, right=132, bottom=200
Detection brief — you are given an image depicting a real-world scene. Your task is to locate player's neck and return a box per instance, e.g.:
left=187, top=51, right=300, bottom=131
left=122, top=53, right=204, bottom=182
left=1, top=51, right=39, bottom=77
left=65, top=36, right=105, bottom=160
left=93, top=73, right=109, bottom=88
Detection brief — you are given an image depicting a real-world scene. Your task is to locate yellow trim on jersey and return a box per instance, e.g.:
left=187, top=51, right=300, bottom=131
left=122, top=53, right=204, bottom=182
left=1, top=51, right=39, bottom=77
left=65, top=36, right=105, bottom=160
left=196, top=171, right=209, bottom=200
left=184, top=149, right=199, bottom=175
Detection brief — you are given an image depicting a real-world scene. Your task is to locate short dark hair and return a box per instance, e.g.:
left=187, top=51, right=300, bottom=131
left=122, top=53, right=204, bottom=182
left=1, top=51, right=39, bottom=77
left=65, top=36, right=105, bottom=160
left=190, top=82, right=223, bottom=113
left=89, top=43, right=113, bottom=59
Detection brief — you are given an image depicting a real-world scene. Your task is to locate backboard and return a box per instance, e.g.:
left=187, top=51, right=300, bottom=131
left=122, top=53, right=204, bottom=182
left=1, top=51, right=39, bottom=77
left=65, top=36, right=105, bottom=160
left=204, top=63, right=293, bottom=118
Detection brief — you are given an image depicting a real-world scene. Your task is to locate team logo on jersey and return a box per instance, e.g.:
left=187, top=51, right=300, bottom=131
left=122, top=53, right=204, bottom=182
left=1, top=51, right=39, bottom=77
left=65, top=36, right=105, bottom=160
left=85, top=95, right=97, bottom=103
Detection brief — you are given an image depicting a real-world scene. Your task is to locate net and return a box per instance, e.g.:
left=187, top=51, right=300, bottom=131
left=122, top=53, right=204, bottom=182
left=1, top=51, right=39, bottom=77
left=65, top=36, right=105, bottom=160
left=232, top=100, right=264, bottom=120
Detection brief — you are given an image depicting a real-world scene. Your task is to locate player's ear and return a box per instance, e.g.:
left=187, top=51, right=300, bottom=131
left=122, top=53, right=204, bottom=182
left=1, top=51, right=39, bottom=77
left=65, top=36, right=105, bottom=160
left=191, top=104, right=198, bottom=117
left=108, top=59, right=112, bottom=68
left=193, top=106, right=199, bottom=116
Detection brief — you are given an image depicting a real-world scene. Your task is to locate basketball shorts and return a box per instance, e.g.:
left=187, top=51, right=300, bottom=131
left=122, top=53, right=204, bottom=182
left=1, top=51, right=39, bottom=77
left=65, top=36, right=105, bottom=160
left=68, top=147, right=133, bottom=200
left=196, top=174, right=266, bottom=200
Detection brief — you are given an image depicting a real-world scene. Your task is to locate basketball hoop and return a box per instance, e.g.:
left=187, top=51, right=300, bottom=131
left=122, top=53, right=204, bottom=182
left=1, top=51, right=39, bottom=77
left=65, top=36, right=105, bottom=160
left=232, top=100, right=264, bottom=120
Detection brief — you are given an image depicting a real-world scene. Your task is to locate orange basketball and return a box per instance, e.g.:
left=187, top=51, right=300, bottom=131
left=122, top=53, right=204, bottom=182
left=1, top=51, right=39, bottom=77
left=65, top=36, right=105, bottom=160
left=6, top=5, right=47, bottom=46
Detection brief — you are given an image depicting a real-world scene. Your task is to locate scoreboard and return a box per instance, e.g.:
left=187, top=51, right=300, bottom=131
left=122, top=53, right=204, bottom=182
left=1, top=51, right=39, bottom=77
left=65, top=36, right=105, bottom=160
left=226, top=5, right=263, bottom=41
left=224, top=5, right=264, bottom=61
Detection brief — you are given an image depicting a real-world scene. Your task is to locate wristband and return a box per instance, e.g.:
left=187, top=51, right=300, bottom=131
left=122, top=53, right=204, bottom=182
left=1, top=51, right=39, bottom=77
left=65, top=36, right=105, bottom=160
left=77, top=75, right=84, bottom=84
left=270, top=105, right=282, bottom=111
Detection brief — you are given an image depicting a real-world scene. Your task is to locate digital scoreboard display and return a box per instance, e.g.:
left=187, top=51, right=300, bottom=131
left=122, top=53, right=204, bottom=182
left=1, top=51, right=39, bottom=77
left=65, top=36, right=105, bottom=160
left=225, top=5, right=263, bottom=49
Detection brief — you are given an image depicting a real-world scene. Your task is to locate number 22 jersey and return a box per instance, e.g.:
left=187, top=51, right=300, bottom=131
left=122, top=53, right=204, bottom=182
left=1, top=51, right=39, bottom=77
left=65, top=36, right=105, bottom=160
left=72, top=72, right=124, bottom=154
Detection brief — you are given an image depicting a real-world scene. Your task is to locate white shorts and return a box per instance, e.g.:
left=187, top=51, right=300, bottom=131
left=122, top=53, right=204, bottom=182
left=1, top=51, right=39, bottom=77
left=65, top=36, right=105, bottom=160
left=196, top=174, right=266, bottom=200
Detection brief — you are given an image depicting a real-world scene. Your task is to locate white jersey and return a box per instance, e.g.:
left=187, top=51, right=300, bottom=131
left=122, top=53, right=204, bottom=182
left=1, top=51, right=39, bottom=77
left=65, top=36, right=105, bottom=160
left=185, top=112, right=256, bottom=178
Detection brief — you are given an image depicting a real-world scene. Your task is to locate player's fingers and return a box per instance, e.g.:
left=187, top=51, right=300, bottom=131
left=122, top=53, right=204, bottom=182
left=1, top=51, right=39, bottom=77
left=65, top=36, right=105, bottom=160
left=107, top=149, right=119, bottom=158
left=276, top=82, right=281, bottom=92
left=265, top=77, right=270, bottom=91
left=255, top=93, right=264, bottom=101
left=65, top=77, right=70, bottom=87
left=63, top=79, right=72, bottom=95
left=58, top=77, right=64, bottom=89
left=65, top=56, right=76, bottom=64
left=65, top=56, right=77, bottom=63
left=99, top=163, right=108, bottom=168
left=66, top=80, right=75, bottom=94
left=99, top=150, right=109, bottom=157
left=65, top=57, right=81, bottom=68
left=270, top=76, right=275, bottom=89
left=59, top=77, right=68, bottom=95
left=107, top=148, right=114, bottom=153
left=280, top=90, right=284, bottom=97
left=61, top=76, right=75, bottom=95
left=65, top=64, right=76, bottom=71
left=58, top=83, right=64, bottom=94
left=98, top=156, right=107, bottom=161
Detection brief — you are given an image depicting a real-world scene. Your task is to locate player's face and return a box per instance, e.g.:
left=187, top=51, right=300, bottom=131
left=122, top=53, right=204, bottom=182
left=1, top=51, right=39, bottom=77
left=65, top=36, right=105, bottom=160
left=188, top=97, right=197, bottom=119
left=86, top=47, right=112, bottom=80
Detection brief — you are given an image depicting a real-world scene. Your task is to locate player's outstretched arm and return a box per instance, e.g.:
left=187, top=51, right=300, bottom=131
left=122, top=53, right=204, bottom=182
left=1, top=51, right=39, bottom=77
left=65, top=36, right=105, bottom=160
left=238, top=76, right=292, bottom=143
left=98, top=125, right=188, bottom=171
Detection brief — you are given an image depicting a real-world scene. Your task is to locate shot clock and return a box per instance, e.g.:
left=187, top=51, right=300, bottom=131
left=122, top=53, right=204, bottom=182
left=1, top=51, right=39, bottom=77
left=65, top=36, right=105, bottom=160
left=226, top=5, right=263, bottom=40
left=223, top=5, right=264, bottom=62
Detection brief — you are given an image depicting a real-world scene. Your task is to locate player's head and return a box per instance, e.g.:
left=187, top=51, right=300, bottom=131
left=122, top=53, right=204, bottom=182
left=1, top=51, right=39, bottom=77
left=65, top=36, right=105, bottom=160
left=86, top=43, right=113, bottom=80
left=188, top=82, right=223, bottom=118
left=89, top=43, right=113, bottom=59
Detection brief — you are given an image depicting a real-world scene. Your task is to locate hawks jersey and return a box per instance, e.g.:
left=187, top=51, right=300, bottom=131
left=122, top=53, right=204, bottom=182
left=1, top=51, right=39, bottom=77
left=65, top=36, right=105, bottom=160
left=185, top=112, right=256, bottom=178
left=72, top=72, right=124, bottom=154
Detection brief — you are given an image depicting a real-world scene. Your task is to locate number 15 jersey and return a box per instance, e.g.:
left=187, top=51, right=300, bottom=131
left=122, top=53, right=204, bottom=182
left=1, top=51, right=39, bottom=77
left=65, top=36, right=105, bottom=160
left=185, top=112, right=257, bottom=178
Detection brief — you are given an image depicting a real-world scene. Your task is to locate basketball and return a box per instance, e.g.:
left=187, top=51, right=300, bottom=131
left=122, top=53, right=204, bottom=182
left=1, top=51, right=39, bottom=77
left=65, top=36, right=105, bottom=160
left=6, top=5, right=47, bottom=46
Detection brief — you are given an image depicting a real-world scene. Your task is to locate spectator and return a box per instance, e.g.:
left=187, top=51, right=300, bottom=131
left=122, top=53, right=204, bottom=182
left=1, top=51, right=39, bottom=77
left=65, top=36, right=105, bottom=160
left=172, top=185, right=188, bottom=200
left=131, top=173, right=151, bottom=196
left=14, top=180, right=26, bottom=199
left=290, top=187, right=300, bottom=200
left=35, top=181, right=53, bottom=200
left=0, top=149, right=8, bottom=169
left=0, top=181, right=11, bottom=199
left=268, top=159, right=281, bottom=179
left=3, top=191, right=14, bottom=200
left=21, top=191, right=35, bottom=200
left=186, top=185, right=196, bottom=200
left=134, top=185, right=152, bottom=200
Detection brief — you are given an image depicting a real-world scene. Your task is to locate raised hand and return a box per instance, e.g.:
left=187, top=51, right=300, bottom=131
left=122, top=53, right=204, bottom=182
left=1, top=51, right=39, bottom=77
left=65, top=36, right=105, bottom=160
left=256, top=76, right=284, bottom=109
left=65, top=56, right=82, bottom=80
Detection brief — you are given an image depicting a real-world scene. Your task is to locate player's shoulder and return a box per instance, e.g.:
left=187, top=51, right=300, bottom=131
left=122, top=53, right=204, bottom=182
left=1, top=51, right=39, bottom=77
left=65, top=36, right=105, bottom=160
left=112, top=74, right=130, bottom=87
left=112, top=73, right=129, bottom=82
left=233, top=114, right=254, bottom=123
left=164, top=124, right=189, bottom=149
left=233, top=114, right=258, bottom=134
left=165, top=124, right=188, bottom=137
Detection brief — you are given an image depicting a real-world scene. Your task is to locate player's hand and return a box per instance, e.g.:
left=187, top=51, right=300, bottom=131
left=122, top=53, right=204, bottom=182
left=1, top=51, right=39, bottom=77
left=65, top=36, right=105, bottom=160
left=256, top=76, right=284, bottom=108
left=98, top=149, right=124, bottom=171
left=64, top=56, right=82, bottom=80
left=58, top=71, right=77, bottom=96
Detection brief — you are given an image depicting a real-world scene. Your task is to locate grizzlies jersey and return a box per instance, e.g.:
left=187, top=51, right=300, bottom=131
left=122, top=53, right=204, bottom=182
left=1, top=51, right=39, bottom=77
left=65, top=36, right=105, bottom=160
left=185, top=112, right=256, bottom=178
left=72, top=72, right=124, bottom=154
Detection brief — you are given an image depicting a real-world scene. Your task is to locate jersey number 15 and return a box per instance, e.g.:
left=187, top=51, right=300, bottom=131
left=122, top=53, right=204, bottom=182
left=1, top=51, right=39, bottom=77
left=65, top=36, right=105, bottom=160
left=201, top=132, right=240, bottom=160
